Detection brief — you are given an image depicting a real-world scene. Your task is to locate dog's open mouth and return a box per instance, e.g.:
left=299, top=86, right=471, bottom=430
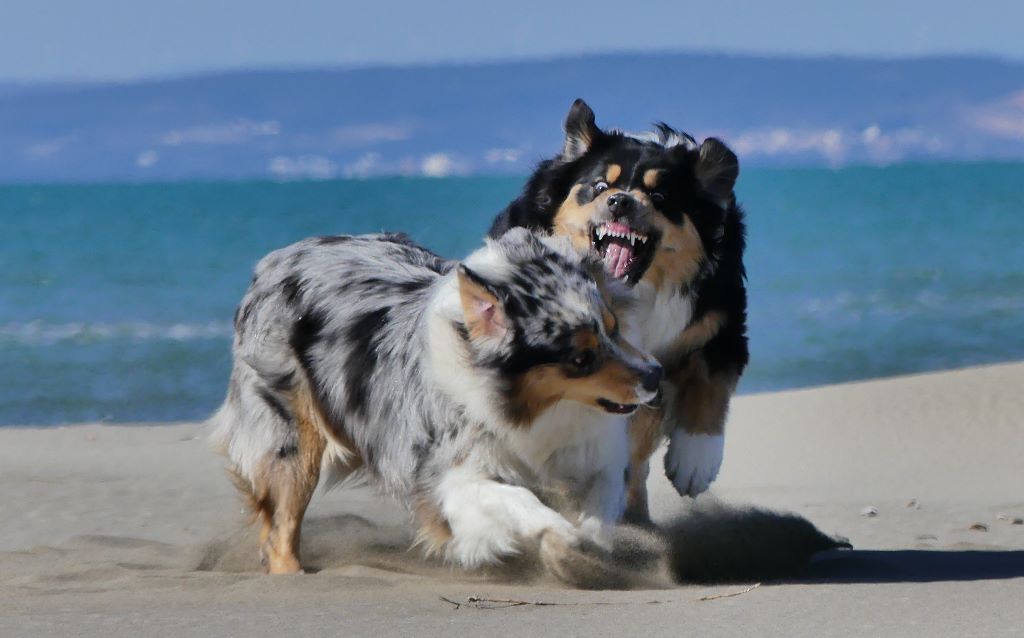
left=597, top=398, right=639, bottom=414
left=590, top=221, right=657, bottom=284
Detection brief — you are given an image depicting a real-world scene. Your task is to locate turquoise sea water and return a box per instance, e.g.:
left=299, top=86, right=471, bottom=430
left=2, top=163, right=1023, bottom=425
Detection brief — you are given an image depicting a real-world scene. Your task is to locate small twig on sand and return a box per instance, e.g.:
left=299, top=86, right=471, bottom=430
left=697, top=583, right=761, bottom=602
left=466, top=596, right=576, bottom=609
left=441, top=595, right=676, bottom=610
left=441, top=587, right=763, bottom=610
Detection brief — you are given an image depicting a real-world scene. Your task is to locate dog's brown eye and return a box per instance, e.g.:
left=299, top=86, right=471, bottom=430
left=650, top=192, right=665, bottom=206
left=593, top=181, right=609, bottom=193
left=570, top=350, right=596, bottom=371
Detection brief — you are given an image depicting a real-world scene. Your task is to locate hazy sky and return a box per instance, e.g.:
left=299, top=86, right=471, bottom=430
left=2, top=0, right=1021, bottom=82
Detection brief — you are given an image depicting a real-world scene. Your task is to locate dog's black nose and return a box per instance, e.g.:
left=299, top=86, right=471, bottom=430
left=607, top=193, right=634, bottom=216
left=642, top=364, right=663, bottom=393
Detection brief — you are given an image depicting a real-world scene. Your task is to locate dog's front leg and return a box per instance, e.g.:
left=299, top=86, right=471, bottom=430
left=662, top=358, right=737, bottom=498
left=576, top=428, right=631, bottom=542
left=574, top=462, right=628, bottom=547
left=437, top=465, right=579, bottom=568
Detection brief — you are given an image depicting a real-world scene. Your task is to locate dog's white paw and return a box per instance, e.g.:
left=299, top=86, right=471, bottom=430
left=664, top=431, right=724, bottom=498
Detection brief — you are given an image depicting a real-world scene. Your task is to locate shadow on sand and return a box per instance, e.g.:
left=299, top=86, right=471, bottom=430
left=190, top=507, right=1024, bottom=587
left=804, top=549, right=1024, bottom=584
left=662, top=503, right=1024, bottom=586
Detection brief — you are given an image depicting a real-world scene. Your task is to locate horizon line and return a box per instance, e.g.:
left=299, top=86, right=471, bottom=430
left=2, top=158, right=1022, bottom=189
left=4, top=47, right=1022, bottom=88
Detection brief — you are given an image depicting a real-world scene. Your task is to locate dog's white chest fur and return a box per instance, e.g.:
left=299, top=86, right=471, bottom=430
left=505, top=402, right=628, bottom=483
left=633, top=283, right=695, bottom=355
left=631, top=281, right=725, bottom=498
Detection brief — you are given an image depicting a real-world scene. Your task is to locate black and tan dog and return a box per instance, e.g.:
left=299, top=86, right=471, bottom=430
left=490, top=100, right=749, bottom=523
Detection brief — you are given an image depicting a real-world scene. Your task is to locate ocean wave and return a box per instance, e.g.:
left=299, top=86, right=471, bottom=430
left=0, top=321, right=233, bottom=345
left=798, top=290, right=1024, bottom=320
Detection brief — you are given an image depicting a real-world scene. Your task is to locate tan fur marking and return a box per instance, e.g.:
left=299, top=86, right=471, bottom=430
left=294, top=374, right=363, bottom=472
left=414, top=499, right=453, bottom=556
left=625, top=406, right=663, bottom=519
left=553, top=184, right=596, bottom=252
left=573, top=328, right=600, bottom=352
left=601, top=305, right=617, bottom=335
left=669, top=355, right=737, bottom=436
left=509, top=366, right=569, bottom=426
left=232, top=374, right=350, bottom=575
left=570, top=358, right=643, bottom=405
left=642, top=214, right=705, bottom=293
left=268, top=379, right=329, bottom=573
left=643, top=169, right=663, bottom=190
left=605, top=164, right=622, bottom=184
left=628, top=407, right=664, bottom=471
left=509, top=346, right=646, bottom=426
left=626, top=189, right=653, bottom=207
left=665, top=311, right=726, bottom=364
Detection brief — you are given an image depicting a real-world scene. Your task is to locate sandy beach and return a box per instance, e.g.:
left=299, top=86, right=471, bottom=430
left=3, top=362, right=1023, bottom=637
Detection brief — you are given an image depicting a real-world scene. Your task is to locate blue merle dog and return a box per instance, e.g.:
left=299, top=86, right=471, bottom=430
left=210, top=229, right=662, bottom=580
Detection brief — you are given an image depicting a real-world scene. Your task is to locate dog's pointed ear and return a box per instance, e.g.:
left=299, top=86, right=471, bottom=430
left=457, top=265, right=508, bottom=340
left=695, top=138, right=739, bottom=207
left=561, top=99, right=600, bottom=161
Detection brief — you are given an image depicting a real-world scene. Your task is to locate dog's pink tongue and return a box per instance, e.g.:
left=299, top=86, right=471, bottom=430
left=601, top=222, right=635, bottom=278
left=612, top=244, right=634, bottom=278
left=603, top=243, right=623, bottom=276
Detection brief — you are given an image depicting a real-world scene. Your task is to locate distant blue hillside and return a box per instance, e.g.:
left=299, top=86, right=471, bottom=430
left=3, top=53, right=1024, bottom=181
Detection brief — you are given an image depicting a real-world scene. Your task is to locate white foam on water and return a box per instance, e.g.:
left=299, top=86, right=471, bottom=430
left=0, top=321, right=233, bottom=345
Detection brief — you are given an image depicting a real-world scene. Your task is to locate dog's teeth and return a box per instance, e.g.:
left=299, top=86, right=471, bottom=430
left=639, top=234, right=647, bottom=243
left=596, top=227, right=606, bottom=240
left=628, top=233, right=636, bottom=245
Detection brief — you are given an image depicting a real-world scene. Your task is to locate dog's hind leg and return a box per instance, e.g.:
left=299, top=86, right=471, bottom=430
left=247, top=383, right=329, bottom=574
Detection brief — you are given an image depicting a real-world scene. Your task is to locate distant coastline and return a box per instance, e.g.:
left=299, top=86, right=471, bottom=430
left=4, top=157, right=1024, bottom=188
left=3, top=52, right=1024, bottom=182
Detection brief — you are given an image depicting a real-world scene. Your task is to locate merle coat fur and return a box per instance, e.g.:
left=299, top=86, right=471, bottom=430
left=210, top=229, right=661, bottom=578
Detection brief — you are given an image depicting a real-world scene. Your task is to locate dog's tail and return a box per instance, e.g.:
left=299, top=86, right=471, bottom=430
left=206, top=400, right=236, bottom=457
